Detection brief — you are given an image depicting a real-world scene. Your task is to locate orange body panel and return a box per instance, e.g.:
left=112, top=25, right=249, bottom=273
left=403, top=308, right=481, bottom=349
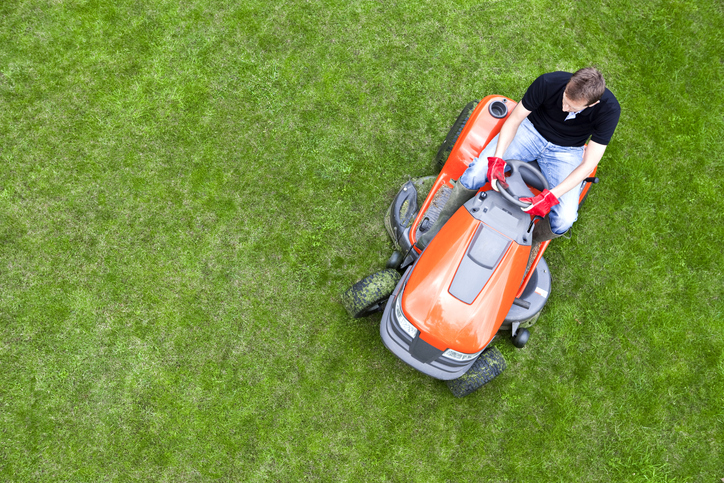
left=401, top=208, right=530, bottom=353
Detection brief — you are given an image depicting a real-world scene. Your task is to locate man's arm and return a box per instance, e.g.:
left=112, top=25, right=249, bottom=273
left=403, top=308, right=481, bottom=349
left=549, top=140, right=607, bottom=199
left=493, top=101, right=532, bottom=158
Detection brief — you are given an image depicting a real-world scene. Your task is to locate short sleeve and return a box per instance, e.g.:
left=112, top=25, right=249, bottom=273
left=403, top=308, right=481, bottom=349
left=590, top=100, right=621, bottom=145
left=521, top=75, right=547, bottom=112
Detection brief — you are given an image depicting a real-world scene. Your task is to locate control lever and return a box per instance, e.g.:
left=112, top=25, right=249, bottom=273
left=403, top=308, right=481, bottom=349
left=527, top=215, right=544, bottom=234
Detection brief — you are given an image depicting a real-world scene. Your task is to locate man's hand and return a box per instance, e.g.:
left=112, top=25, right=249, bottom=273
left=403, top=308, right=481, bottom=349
left=520, top=189, right=559, bottom=217
left=486, top=157, right=508, bottom=192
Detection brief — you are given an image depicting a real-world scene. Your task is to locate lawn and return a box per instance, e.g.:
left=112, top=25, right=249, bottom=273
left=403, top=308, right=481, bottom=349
left=0, top=0, right=722, bottom=481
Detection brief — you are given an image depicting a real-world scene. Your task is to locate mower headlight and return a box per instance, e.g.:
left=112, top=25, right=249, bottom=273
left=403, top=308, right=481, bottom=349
left=442, top=348, right=482, bottom=362
left=394, top=295, right=419, bottom=338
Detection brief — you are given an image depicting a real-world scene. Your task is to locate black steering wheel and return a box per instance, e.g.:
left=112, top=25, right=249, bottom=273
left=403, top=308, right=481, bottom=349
left=497, top=159, right=549, bottom=207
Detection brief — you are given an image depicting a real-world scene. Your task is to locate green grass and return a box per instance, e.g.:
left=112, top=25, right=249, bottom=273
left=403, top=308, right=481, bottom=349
left=1, top=0, right=722, bottom=481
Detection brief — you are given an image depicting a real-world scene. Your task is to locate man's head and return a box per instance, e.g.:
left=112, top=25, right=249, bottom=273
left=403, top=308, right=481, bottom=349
left=562, top=67, right=606, bottom=112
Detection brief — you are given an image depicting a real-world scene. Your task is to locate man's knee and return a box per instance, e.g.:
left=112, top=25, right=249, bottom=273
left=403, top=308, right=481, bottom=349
left=549, top=201, right=579, bottom=234
left=459, top=156, right=490, bottom=190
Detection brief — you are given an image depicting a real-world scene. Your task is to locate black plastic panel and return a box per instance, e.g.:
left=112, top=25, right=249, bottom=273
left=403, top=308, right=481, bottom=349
left=409, top=335, right=445, bottom=363
left=449, top=226, right=510, bottom=304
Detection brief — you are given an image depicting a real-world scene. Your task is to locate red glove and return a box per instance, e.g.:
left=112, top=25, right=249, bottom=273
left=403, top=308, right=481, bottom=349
left=486, top=157, right=508, bottom=191
left=520, top=189, right=560, bottom=217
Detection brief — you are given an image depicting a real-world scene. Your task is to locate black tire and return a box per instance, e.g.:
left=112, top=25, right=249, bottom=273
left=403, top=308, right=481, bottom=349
left=342, top=269, right=401, bottom=318
left=512, top=328, right=530, bottom=348
left=435, top=101, right=479, bottom=171
left=446, top=347, right=506, bottom=398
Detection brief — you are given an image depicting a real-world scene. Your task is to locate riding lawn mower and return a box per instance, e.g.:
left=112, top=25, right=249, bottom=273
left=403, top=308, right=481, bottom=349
left=342, top=96, right=598, bottom=397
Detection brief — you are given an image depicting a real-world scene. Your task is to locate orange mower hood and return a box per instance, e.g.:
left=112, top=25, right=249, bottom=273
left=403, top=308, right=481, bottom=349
left=401, top=208, right=531, bottom=354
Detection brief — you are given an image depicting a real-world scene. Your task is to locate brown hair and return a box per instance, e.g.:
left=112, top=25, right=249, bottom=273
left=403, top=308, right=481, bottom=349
left=565, top=67, right=606, bottom=105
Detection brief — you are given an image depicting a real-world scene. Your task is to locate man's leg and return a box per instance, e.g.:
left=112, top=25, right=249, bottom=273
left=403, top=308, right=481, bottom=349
left=458, top=136, right=498, bottom=189
left=536, top=144, right=586, bottom=234
left=459, top=118, right=547, bottom=190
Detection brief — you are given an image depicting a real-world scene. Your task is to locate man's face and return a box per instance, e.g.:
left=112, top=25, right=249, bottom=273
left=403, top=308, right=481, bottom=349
left=562, top=92, right=596, bottom=112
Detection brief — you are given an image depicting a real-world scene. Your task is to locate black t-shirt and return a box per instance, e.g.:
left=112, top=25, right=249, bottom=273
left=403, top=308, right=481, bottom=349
left=521, top=71, right=621, bottom=147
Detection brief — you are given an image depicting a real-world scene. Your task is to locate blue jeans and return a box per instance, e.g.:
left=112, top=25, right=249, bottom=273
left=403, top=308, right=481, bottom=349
left=459, top=118, right=585, bottom=234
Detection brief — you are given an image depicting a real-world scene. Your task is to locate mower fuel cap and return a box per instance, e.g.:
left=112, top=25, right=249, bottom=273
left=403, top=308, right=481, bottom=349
left=488, top=100, right=508, bottom=119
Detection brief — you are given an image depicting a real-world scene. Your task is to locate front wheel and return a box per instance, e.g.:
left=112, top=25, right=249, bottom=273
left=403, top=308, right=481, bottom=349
left=341, top=269, right=401, bottom=318
left=446, top=347, right=506, bottom=397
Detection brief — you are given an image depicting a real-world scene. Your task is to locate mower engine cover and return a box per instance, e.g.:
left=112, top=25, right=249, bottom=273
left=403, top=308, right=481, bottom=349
left=380, top=186, right=535, bottom=380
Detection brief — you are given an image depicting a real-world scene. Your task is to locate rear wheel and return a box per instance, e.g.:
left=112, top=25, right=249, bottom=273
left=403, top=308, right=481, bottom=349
left=342, top=269, right=401, bottom=318
left=446, top=347, right=506, bottom=398
left=435, top=101, right=479, bottom=171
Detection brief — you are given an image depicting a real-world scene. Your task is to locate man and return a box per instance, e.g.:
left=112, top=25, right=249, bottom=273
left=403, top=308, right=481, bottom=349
left=417, top=67, right=621, bottom=249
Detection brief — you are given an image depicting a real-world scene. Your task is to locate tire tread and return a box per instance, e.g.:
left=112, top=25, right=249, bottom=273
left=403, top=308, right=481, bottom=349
left=446, top=347, right=506, bottom=398
left=342, top=269, right=401, bottom=318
